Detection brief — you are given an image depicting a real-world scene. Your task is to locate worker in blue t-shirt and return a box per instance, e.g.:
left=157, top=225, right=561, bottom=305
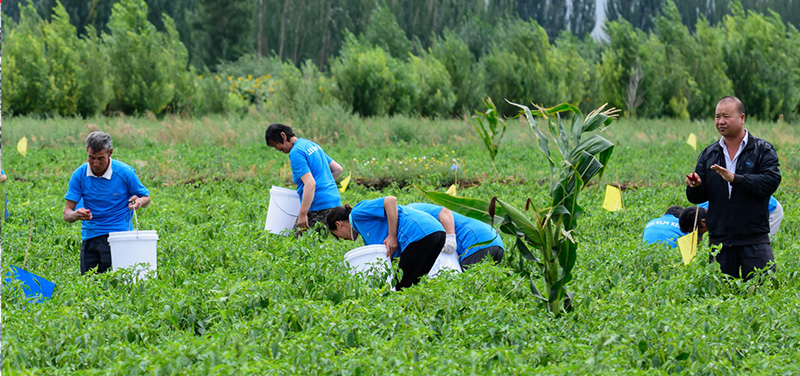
left=407, top=203, right=504, bottom=269
left=326, top=197, right=445, bottom=290
left=642, top=206, right=686, bottom=248
left=1, top=169, right=6, bottom=183
left=265, top=124, right=343, bottom=232
left=63, top=131, right=151, bottom=275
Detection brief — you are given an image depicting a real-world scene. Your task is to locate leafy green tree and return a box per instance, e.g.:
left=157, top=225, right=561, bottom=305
left=103, top=0, right=190, bottom=115
left=187, top=0, right=255, bottom=69
left=330, top=33, right=396, bottom=117
left=407, top=52, right=456, bottom=117
left=597, top=18, right=669, bottom=118
left=483, top=19, right=557, bottom=115
left=721, top=1, right=800, bottom=120
left=364, top=6, right=411, bottom=59
left=431, top=30, right=486, bottom=114
left=3, top=3, right=50, bottom=116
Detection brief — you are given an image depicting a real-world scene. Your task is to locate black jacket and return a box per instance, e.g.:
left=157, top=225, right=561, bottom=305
left=686, top=132, right=781, bottom=246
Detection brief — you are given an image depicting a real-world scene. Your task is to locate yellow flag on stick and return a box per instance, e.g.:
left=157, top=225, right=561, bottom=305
left=338, top=174, right=351, bottom=193
left=445, top=184, right=457, bottom=196
left=17, top=137, right=29, bottom=157
left=677, top=230, right=698, bottom=265
left=602, top=185, right=623, bottom=212
left=687, top=133, right=697, bottom=151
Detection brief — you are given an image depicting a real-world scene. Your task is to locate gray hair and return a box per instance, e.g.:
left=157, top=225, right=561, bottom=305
left=86, top=131, right=113, bottom=152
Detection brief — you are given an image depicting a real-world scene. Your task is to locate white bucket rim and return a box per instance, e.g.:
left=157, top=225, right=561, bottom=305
left=108, top=230, right=159, bottom=241
left=269, top=186, right=300, bottom=218
left=270, top=186, right=299, bottom=196
left=344, top=244, right=388, bottom=260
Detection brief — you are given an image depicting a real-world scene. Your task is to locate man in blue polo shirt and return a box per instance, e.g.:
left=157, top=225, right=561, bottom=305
left=642, top=206, right=686, bottom=248
left=407, top=202, right=505, bottom=269
left=265, top=124, right=343, bottom=232
left=64, top=131, right=151, bottom=275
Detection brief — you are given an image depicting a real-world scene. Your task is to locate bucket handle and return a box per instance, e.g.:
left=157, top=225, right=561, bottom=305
left=129, top=200, right=140, bottom=239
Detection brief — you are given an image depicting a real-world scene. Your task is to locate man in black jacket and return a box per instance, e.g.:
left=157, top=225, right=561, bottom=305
left=685, top=96, right=781, bottom=281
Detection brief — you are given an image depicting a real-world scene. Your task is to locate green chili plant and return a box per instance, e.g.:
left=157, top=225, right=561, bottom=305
left=422, top=102, right=619, bottom=316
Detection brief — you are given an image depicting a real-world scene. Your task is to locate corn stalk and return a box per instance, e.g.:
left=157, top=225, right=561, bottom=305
left=421, top=101, right=619, bottom=316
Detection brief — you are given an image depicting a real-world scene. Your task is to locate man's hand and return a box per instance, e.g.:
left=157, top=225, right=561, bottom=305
left=710, top=164, right=735, bottom=183
left=128, top=195, right=151, bottom=210
left=384, top=235, right=398, bottom=257
left=296, top=212, right=310, bottom=229
left=74, top=208, right=92, bottom=221
left=685, top=172, right=702, bottom=188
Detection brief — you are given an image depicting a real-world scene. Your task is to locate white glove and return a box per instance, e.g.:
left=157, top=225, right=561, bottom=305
left=443, top=234, right=457, bottom=254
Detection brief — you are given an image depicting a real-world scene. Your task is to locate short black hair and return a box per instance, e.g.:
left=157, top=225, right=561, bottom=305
left=326, top=205, right=352, bottom=231
left=718, top=96, right=745, bottom=116
left=265, top=124, right=295, bottom=146
left=679, top=207, right=707, bottom=233
left=665, top=205, right=684, bottom=217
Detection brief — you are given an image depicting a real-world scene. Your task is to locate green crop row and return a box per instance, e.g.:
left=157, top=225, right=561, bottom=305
left=2, top=113, right=799, bottom=374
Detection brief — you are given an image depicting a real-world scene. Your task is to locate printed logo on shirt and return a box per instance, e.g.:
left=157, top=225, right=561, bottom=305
left=306, top=145, right=321, bottom=155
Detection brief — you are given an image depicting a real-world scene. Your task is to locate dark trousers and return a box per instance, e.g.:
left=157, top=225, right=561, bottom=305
left=81, top=235, right=112, bottom=275
left=396, top=231, right=445, bottom=290
left=710, top=243, right=775, bottom=281
left=461, top=246, right=504, bottom=269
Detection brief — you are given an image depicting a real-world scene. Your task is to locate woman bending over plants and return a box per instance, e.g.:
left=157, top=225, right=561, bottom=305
left=326, top=196, right=444, bottom=290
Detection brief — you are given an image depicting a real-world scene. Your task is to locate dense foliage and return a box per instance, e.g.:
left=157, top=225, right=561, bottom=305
left=2, top=114, right=800, bottom=374
left=3, top=0, right=800, bottom=120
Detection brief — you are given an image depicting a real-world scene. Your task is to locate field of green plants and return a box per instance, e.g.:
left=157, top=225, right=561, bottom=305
left=2, top=113, right=800, bottom=374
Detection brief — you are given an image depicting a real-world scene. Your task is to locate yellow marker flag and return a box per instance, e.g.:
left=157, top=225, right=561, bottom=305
left=338, top=174, right=351, bottom=193
left=677, top=230, right=698, bottom=265
left=687, top=133, right=697, bottom=151
left=602, top=185, right=622, bottom=211
left=17, top=137, right=29, bottom=157
left=445, top=184, right=457, bottom=196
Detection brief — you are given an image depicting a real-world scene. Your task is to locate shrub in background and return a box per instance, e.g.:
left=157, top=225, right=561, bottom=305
left=331, top=33, right=396, bottom=117
left=103, top=0, right=189, bottom=115
left=407, top=53, right=456, bottom=118
left=431, top=31, right=485, bottom=115
left=722, top=1, right=800, bottom=120
left=363, top=6, right=412, bottom=60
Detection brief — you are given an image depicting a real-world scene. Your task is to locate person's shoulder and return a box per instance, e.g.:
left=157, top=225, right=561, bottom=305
left=289, top=139, right=310, bottom=155
left=749, top=134, right=776, bottom=151
left=111, top=160, right=140, bottom=178
left=71, top=163, right=89, bottom=177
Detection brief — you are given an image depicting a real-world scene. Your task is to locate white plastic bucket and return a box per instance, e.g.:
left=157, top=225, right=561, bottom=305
left=108, top=230, right=158, bottom=280
left=428, top=251, right=462, bottom=278
left=344, top=244, right=393, bottom=284
left=265, top=186, right=301, bottom=236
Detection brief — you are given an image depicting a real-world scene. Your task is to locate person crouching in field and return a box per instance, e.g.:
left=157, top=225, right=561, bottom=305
left=407, top=202, right=504, bottom=269
left=63, top=131, right=151, bottom=275
left=265, top=124, right=343, bottom=233
left=641, top=206, right=686, bottom=248
left=326, top=196, right=445, bottom=290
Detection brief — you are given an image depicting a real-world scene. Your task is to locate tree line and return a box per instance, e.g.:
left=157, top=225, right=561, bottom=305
left=3, top=0, right=800, bottom=120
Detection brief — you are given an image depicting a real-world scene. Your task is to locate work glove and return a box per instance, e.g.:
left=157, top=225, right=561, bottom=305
left=443, top=234, right=457, bottom=254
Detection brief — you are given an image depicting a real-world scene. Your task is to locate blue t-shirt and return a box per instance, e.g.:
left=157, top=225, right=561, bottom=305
left=65, top=160, right=150, bottom=241
left=642, top=214, right=685, bottom=248
left=698, top=196, right=777, bottom=212
left=351, top=198, right=444, bottom=258
left=407, top=203, right=504, bottom=259
left=289, top=138, right=341, bottom=211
